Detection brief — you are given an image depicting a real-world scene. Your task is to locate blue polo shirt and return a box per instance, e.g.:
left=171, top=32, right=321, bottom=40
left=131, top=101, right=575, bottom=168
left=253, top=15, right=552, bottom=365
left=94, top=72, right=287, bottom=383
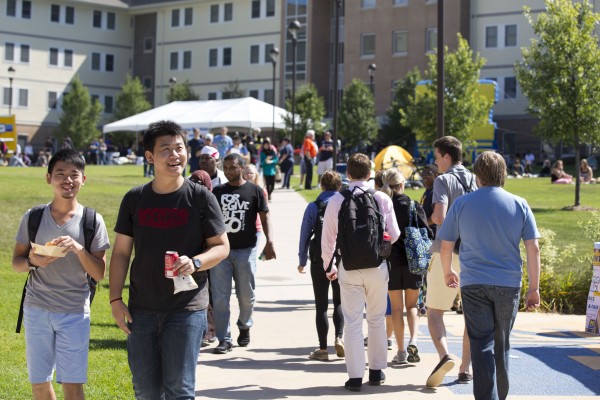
left=437, top=186, right=540, bottom=288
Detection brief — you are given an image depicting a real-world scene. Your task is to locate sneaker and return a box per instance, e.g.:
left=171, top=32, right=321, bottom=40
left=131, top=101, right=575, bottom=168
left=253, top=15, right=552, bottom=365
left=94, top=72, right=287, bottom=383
left=387, top=339, right=393, bottom=350
left=308, top=349, right=329, bottom=361
left=237, top=328, right=250, bottom=347
left=407, top=344, right=421, bottom=363
left=458, top=372, right=473, bottom=384
left=392, top=350, right=408, bottom=365
left=344, top=378, right=362, bottom=392
left=212, top=341, right=233, bottom=354
left=335, top=337, right=345, bottom=358
left=425, top=355, right=455, bottom=387
left=201, top=337, right=217, bottom=348
left=368, top=369, right=386, bottom=386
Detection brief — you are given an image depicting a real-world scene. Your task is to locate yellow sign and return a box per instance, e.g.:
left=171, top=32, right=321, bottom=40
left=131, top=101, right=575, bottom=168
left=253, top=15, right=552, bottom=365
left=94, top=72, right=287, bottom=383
left=0, top=115, right=17, bottom=153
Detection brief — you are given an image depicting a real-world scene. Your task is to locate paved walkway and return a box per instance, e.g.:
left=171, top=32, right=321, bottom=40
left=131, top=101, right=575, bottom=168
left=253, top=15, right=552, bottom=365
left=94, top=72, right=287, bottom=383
left=195, top=189, right=600, bottom=399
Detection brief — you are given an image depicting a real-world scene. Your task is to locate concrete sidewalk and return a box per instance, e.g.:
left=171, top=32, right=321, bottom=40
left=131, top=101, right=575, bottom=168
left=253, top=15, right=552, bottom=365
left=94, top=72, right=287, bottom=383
left=195, top=189, right=600, bottom=399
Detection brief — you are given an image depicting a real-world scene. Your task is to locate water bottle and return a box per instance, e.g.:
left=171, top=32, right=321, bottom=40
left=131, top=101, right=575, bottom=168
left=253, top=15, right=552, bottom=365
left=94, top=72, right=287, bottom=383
left=380, top=231, right=392, bottom=259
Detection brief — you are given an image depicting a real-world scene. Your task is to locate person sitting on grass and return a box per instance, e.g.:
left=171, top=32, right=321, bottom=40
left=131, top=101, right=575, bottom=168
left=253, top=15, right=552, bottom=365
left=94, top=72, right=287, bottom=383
left=550, top=160, right=573, bottom=184
left=579, top=159, right=596, bottom=184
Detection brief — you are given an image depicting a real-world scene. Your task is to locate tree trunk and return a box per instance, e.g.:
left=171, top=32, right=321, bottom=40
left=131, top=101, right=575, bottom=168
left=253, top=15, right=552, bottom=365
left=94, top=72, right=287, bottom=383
left=574, top=128, right=581, bottom=207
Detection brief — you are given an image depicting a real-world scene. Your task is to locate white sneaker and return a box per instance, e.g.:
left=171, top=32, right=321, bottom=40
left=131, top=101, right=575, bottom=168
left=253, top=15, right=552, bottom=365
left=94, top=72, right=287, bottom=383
left=392, top=350, right=408, bottom=365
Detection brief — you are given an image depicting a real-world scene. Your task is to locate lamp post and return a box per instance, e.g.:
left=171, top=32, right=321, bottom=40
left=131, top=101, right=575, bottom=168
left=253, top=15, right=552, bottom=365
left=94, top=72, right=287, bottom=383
left=368, top=63, right=376, bottom=94
left=168, top=76, right=177, bottom=102
left=269, top=47, right=280, bottom=135
left=8, top=66, right=15, bottom=115
left=333, top=0, right=343, bottom=166
left=436, top=0, right=444, bottom=139
left=288, top=20, right=301, bottom=148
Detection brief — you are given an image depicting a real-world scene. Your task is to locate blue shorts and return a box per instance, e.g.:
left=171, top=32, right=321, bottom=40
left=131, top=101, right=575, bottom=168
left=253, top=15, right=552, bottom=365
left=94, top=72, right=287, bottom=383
left=24, top=306, right=90, bottom=384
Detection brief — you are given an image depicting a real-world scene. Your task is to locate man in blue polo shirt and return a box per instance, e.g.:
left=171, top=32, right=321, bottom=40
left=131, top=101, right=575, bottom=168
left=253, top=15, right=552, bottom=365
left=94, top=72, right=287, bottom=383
left=437, top=151, right=541, bottom=400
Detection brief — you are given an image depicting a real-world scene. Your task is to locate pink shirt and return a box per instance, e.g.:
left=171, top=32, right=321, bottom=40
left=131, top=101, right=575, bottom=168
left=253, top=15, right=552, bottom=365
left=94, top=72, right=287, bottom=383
left=321, top=181, right=401, bottom=270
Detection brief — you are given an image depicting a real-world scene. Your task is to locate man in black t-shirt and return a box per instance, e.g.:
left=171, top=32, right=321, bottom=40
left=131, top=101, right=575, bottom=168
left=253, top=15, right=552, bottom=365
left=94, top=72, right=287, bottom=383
left=317, top=130, right=334, bottom=184
left=187, top=128, right=205, bottom=174
left=211, top=153, right=276, bottom=354
left=109, top=121, right=229, bottom=399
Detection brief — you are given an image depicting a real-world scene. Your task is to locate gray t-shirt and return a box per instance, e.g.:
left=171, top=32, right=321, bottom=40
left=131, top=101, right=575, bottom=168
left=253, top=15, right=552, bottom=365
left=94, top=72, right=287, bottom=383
left=15, top=204, right=110, bottom=313
left=429, top=164, right=477, bottom=253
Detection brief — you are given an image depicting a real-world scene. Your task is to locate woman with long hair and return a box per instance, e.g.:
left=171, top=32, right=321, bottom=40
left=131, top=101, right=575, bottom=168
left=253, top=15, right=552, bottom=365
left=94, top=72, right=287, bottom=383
left=579, top=159, right=595, bottom=183
left=551, top=160, right=573, bottom=184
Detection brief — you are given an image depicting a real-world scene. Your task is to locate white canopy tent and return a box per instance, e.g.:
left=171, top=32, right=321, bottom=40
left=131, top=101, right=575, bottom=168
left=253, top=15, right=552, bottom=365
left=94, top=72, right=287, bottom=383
left=102, top=97, right=290, bottom=133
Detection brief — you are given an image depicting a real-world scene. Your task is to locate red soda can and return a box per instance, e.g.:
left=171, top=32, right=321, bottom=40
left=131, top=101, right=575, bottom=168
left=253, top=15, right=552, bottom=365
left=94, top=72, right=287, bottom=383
left=165, top=251, right=179, bottom=278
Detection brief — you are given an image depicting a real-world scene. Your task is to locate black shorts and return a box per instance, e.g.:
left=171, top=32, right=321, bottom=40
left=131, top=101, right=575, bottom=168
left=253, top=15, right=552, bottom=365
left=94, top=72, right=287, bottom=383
left=388, top=262, right=423, bottom=291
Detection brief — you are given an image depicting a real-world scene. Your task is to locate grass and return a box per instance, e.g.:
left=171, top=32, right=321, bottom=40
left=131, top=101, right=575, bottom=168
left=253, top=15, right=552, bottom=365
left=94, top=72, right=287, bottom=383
left=0, top=165, right=598, bottom=398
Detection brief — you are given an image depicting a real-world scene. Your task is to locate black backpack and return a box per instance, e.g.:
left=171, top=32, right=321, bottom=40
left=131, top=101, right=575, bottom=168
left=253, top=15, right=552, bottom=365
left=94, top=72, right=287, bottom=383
left=335, top=187, right=385, bottom=271
left=308, top=199, right=328, bottom=264
left=16, top=206, right=97, bottom=333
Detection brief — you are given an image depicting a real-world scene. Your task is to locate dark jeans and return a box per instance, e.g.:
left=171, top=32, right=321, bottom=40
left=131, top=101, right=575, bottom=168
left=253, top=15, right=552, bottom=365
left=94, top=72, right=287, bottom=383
left=127, top=309, right=207, bottom=400
left=310, top=262, right=344, bottom=349
left=280, top=161, right=293, bottom=189
left=264, top=175, right=275, bottom=198
left=462, top=285, right=520, bottom=400
left=304, top=156, right=313, bottom=189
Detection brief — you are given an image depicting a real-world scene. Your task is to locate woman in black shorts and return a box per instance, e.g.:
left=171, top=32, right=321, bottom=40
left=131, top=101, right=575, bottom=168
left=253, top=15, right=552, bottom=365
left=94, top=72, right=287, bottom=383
left=379, top=168, right=433, bottom=365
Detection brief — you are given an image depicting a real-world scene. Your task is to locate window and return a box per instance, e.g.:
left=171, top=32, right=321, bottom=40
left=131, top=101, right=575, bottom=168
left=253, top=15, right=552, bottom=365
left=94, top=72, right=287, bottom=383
left=266, top=0, right=275, bottom=16
left=66, top=6, right=74, bottom=24
left=209, top=48, right=232, bottom=67
left=142, top=76, right=152, bottom=89
left=18, top=88, right=28, bottom=107
left=425, top=27, right=436, bottom=52
left=48, top=91, right=58, bottom=109
left=107, top=12, right=116, bottom=30
left=49, top=48, right=59, bottom=66
left=104, top=96, right=113, bottom=113
left=393, top=0, right=408, bottom=5
left=264, top=44, right=275, bottom=63
left=5, top=43, right=30, bottom=63
left=93, top=10, right=116, bottom=30
left=504, top=76, right=516, bottom=99
left=251, top=0, right=260, bottom=18
left=51, top=4, right=60, bottom=22
left=208, top=92, right=217, bottom=100
left=223, top=47, right=232, bottom=66
left=224, top=3, right=233, bottom=21
left=91, top=52, right=114, bottom=72
left=505, top=24, right=517, bottom=47
left=361, top=0, right=376, bottom=8
left=143, top=37, right=154, bottom=53
left=252, top=0, right=274, bottom=18
left=2, top=88, right=10, bottom=106
left=249, top=89, right=259, bottom=99
left=392, top=30, right=408, bottom=55
left=64, top=49, right=73, bottom=67
left=7, top=0, right=30, bottom=18
left=361, top=33, right=376, bottom=57
left=170, top=50, right=192, bottom=70
left=172, top=7, right=192, bottom=27
left=486, top=26, right=497, bottom=48
left=210, top=5, right=219, bottom=23
left=93, top=10, right=102, bottom=28
left=250, top=45, right=259, bottom=64
left=264, top=88, right=274, bottom=104
left=209, top=49, right=218, bottom=67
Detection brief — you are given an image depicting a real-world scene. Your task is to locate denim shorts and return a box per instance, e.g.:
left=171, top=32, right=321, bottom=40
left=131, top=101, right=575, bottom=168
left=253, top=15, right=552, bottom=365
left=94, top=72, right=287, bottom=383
left=24, top=306, right=90, bottom=384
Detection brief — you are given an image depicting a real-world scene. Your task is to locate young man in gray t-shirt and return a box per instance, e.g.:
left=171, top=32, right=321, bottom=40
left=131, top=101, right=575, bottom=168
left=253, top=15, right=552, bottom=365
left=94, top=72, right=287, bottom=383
left=12, top=149, right=110, bottom=400
left=425, top=136, right=476, bottom=388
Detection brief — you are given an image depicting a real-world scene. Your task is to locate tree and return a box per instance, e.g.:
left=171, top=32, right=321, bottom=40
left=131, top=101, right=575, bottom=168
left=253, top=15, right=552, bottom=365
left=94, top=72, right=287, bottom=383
left=402, top=34, right=493, bottom=147
left=380, top=67, right=421, bottom=149
left=516, top=0, right=600, bottom=207
left=221, top=80, right=245, bottom=99
left=338, top=79, right=378, bottom=151
left=55, top=76, right=103, bottom=149
left=114, top=74, right=152, bottom=121
left=283, top=83, right=326, bottom=148
left=167, top=80, right=199, bottom=102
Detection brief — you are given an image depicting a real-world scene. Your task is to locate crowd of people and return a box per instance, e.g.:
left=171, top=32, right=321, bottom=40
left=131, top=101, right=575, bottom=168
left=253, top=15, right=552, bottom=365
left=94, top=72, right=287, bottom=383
left=10, top=122, right=547, bottom=400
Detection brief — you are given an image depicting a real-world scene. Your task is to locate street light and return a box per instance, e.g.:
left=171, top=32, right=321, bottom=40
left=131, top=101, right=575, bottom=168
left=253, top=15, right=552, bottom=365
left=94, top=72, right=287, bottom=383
left=437, top=0, right=444, bottom=138
left=288, top=19, right=301, bottom=148
left=8, top=66, right=15, bottom=115
left=168, top=76, right=177, bottom=102
left=269, top=47, right=280, bottom=135
left=332, top=0, right=343, bottom=166
left=368, top=63, right=376, bottom=94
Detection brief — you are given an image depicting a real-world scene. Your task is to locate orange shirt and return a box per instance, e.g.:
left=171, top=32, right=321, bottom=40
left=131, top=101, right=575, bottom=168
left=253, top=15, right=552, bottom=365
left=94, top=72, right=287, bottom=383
left=302, top=138, right=318, bottom=158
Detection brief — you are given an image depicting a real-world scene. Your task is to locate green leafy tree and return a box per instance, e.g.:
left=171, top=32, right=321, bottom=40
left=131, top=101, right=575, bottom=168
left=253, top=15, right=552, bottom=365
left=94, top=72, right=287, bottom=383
left=338, top=79, right=378, bottom=150
left=283, top=83, right=326, bottom=148
left=114, top=74, right=152, bottom=121
left=55, top=76, right=103, bottom=149
left=221, top=80, right=245, bottom=99
left=402, top=34, right=493, bottom=146
left=516, top=0, right=600, bottom=207
left=167, top=80, right=199, bottom=102
left=380, top=67, right=421, bottom=148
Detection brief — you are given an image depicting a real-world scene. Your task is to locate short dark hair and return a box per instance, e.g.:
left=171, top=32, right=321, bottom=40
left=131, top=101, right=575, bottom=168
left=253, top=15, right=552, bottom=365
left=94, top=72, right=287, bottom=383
left=223, top=153, right=245, bottom=167
left=48, top=149, right=85, bottom=174
left=433, top=136, right=462, bottom=163
left=143, top=120, right=187, bottom=153
left=320, top=171, right=342, bottom=191
left=347, top=153, right=371, bottom=180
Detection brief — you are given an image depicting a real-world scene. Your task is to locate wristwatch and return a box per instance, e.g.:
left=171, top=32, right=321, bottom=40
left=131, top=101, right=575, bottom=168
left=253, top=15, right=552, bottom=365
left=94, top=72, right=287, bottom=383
left=26, top=257, right=39, bottom=271
left=192, top=257, right=202, bottom=272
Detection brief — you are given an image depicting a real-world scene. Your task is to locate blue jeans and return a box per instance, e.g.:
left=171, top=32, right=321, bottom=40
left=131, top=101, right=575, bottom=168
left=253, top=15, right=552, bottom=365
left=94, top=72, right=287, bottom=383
left=211, top=246, right=257, bottom=342
left=127, top=309, right=206, bottom=400
left=461, top=285, right=520, bottom=400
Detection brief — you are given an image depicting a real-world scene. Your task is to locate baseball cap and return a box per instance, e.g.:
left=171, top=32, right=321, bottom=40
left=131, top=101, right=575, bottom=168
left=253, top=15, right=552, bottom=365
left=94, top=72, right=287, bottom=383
left=200, top=146, right=219, bottom=160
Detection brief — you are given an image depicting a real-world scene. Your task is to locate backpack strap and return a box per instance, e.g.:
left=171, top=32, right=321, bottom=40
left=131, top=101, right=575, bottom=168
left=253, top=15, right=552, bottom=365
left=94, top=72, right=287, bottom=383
left=447, top=171, right=474, bottom=193
left=82, top=207, right=98, bottom=305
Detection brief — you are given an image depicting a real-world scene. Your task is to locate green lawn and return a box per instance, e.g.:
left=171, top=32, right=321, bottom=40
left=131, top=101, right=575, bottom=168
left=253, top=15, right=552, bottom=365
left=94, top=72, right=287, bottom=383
left=0, top=165, right=598, bottom=398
